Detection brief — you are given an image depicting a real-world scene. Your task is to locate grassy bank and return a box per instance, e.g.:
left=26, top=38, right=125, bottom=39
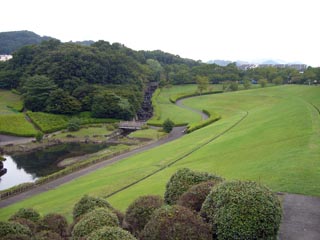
left=0, top=85, right=319, bottom=222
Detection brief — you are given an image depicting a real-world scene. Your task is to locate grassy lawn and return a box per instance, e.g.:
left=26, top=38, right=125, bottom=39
left=0, top=90, right=23, bottom=114
left=0, top=113, right=38, bottom=137
left=0, top=85, right=319, bottom=221
left=128, top=128, right=166, bottom=140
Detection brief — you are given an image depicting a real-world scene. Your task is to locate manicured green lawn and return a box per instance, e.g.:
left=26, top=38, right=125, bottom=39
left=0, top=90, right=23, bottom=114
left=128, top=128, right=166, bottom=140
left=0, top=113, right=38, bottom=136
left=0, top=85, right=319, bottom=222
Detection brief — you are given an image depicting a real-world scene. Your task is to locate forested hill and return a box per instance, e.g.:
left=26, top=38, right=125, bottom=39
left=0, top=31, right=54, bottom=54
left=0, top=38, right=203, bottom=119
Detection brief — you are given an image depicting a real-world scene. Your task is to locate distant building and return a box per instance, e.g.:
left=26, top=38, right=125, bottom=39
left=0, top=55, right=12, bottom=61
left=257, top=63, right=307, bottom=72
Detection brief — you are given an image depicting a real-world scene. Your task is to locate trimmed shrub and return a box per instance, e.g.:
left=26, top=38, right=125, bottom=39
left=201, top=181, right=282, bottom=240
left=68, top=118, right=81, bottom=132
left=113, top=209, right=125, bottom=227
left=2, top=233, right=30, bottom=240
left=163, top=118, right=174, bottom=133
left=124, top=195, right=164, bottom=236
left=72, top=208, right=119, bottom=240
left=34, top=230, right=63, bottom=240
left=140, top=205, right=212, bottom=240
left=177, top=180, right=220, bottom=212
left=72, top=195, right=113, bottom=221
left=9, top=208, right=40, bottom=223
left=0, top=221, right=32, bottom=238
left=164, top=168, right=222, bottom=205
left=88, top=226, right=137, bottom=240
left=39, top=213, right=68, bottom=237
left=10, top=218, right=37, bottom=234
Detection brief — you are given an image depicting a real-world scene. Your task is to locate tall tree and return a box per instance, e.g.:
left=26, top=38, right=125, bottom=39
left=196, top=76, right=209, bottom=94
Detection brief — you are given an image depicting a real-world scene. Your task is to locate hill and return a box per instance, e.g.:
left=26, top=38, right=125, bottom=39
left=0, top=30, right=54, bottom=54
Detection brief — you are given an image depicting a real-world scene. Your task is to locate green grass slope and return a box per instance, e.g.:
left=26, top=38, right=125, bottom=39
left=0, top=85, right=319, bottom=221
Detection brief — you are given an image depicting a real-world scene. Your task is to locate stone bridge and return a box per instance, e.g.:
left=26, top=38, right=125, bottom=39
left=119, top=121, right=146, bottom=130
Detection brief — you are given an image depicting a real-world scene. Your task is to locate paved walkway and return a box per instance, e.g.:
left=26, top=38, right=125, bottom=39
left=279, top=193, right=320, bottom=240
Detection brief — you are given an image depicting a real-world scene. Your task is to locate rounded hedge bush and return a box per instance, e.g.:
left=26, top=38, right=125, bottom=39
left=73, top=195, right=113, bottom=221
left=34, top=230, right=63, bottom=240
left=0, top=221, right=32, bottom=239
left=164, top=168, right=222, bottom=205
left=88, top=226, right=137, bottom=240
left=10, top=218, right=37, bottom=234
left=2, top=233, right=30, bottom=240
left=72, top=208, right=119, bottom=240
left=39, top=213, right=68, bottom=237
left=140, top=205, right=212, bottom=240
left=124, top=195, right=163, bottom=236
left=201, top=181, right=282, bottom=240
left=177, top=180, right=219, bottom=212
left=9, top=208, right=40, bottom=223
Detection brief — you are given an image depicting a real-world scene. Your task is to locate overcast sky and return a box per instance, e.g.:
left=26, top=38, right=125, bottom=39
left=2, top=0, right=319, bottom=66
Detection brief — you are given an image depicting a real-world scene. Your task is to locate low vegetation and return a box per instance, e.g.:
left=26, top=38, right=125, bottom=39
left=0, top=114, right=37, bottom=136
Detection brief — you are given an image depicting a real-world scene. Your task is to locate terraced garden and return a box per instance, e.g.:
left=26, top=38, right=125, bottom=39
left=0, top=85, right=319, bottom=222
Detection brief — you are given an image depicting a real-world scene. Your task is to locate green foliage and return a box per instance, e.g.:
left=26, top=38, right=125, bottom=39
left=0, top=221, right=32, bottom=238
left=164, top=168, right=222, bottom=205
left=243, top=79, right=251, bottom=89
left=9, top=218, right=37, bottom=234
left=177, top=180, right=220, bottom=212
left=196, top=75, right=209, bottom=94
left=67, top=118, right=81, bottom=132
left=140, top=205, right=212, bottom=240
left=72, top=195, right=113, bottom=221
left=39, top=213, right=68, bottom=237
left=72, top=208, right=119, bottom=240
left=201, top=181, right=282, bottom=240
left=34, top=230, right=63, bottom=240
left=88, top=226, right=137, bottom=240
left=91, top=92, right=133, bottom=120
left=35, top=131, right=44, bottom=142
left=186, top=109, right=221, bottom=133
left=45, top=89, right=81, bottom=114
left=21, top=75, right=57, bottom=112
left=230, top=81, right=239, bottom=91
left=162, top=118, right=174, bottom=133
left=258, top=79, right=268, bottom=88
left=124, top=195, right=163, bottom=236
left=2, top=233, right=31, bottom=240
left=0, top=114, right=37, bottom=136
left=273, top=76, right=283, bottom=85
left=9, top=208, right=40, bottom=223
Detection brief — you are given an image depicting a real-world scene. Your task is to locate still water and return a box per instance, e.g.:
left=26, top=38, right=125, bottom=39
left=0, top=142, right=108, bottom=190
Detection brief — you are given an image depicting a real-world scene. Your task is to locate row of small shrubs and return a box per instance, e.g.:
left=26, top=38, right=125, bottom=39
left=1, top=168, right=282, bottom=240
left=169, top=90, right=224, bottom=103
left=27, top=111, right=117, bottom=133
left=186, top=109, right=221, bottom=133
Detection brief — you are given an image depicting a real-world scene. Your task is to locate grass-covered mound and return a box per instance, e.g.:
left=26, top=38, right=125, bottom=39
left=124, top=195, right=163, bottom=236
left=201, top=181, right=282, bottom=240
left=164, top=168, right=222, bottom=205
left=140, top=205, right=212, bottom=240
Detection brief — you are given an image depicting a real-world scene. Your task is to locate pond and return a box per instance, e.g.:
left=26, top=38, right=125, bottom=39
left=0, top=142, right=108, bottom=191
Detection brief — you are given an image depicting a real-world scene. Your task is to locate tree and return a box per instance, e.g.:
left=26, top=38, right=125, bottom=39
left=45, top=89, right=81, bottom=114
left=243, top=79, right=251, bottom=89
left=258, top=79, right=268, bottom=88
left=195, top=76, right=209, bottom=94
left=22, top=75, right=57, bottom=111
left=273, top=76, right=283, bottom=85
left=229, top=81, right=238, bottom=91
left=163, top=118, right=174, bottom=133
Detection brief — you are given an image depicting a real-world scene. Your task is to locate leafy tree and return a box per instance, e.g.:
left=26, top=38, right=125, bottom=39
left=229, top=81, right=239, bottom=91
left=273, top=76, right=283, bottom=85
left=35, top=132, right=44, bottom=142
left=45, top=89, right=81, bottom=114
left=243, top=79, right=251, bottom=89
left=162, top=118, right=174, bottom=133
left=196, top=76, right=209, bottom=94
left=258, top=79, right=268, bottom=88
left=22, top=75, right=57, bottom=111
left=67, top=118, right=81, bottom=132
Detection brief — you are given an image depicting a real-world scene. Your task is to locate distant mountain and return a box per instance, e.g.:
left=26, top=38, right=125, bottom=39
left=207, top=59, right=232, bottom=66
left=0, top=30, right=55, bottom=54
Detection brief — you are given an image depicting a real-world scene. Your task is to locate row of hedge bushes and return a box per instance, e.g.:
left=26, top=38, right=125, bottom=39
left=1, top=168, right=282, bottom=240
left=186, top=109, right=221, bottom=133
left=27, top=111, right=117, bottom=133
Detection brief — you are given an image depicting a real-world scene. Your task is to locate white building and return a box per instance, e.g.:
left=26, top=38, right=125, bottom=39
left=0, top=55, right=13, bottom=61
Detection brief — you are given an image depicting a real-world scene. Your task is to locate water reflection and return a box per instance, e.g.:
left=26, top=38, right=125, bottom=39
left=0, top=142, right=108, bottom=191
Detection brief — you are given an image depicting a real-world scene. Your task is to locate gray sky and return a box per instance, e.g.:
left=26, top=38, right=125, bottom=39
left=2, top=0, right=319, bottom=66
